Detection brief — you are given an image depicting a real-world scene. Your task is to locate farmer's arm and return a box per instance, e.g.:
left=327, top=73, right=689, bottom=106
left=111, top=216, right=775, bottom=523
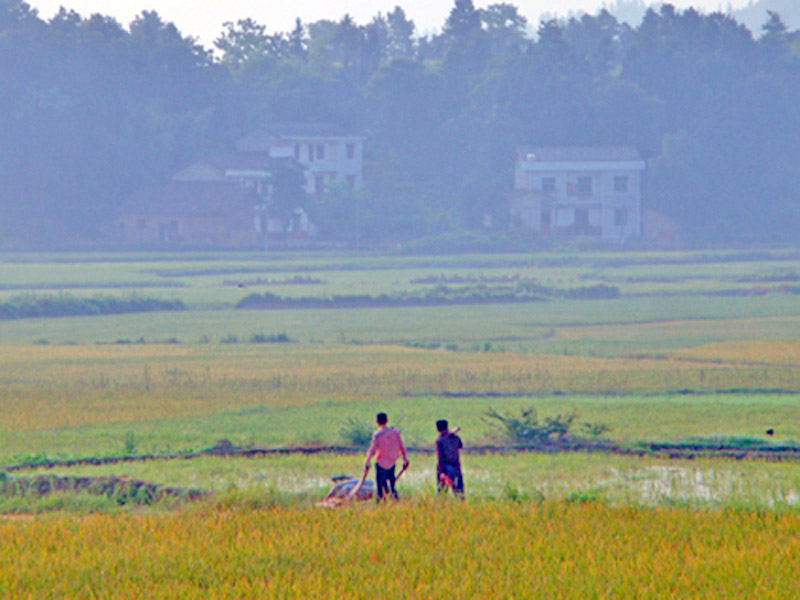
left=363, top=435, right=377, bottom=470
left=399, top=433, right=409, bottom=467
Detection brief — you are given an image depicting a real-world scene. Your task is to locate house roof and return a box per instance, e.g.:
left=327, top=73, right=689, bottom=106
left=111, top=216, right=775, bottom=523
left=121, top=182, right=260, bottom=217
left=518, top=146, right=643, bottom=162
left=172, top=154, right=301, bottom=182
left=236, top=123, right=364, bottom=152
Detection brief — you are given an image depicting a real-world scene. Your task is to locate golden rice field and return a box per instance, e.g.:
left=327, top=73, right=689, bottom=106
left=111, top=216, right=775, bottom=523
left=1, top=501, right=799, bottom=598
left=1, top=340, right=799, bottom=433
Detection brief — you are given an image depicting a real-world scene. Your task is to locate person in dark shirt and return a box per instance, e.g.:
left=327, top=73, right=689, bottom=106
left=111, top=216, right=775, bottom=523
left=435, top=419, right=464, bottom=497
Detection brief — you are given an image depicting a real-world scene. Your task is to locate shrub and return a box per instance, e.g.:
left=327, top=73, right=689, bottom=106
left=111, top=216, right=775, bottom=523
left=0, top=294, right=185, bottom=320
left=581, top=422, right=612, bottom=437
left=124, top=431, right=137, bottom=455
left=484, top=407, right=577, bottom=444
left=249, top=332, right=291, bottom=343
left=339, top=417, right=373, bottom=448
left=562, top=284, right=620, bottom=300
left=566, top=487, right=602, bottom=504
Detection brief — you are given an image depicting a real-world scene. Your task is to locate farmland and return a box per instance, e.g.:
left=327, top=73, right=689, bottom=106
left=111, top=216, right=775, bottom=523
left=1, top=248, right=800, bottom=597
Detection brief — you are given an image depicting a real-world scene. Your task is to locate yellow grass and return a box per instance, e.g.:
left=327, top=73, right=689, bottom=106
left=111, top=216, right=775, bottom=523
left=671, top=339, right=800, bottom=366
left=1, top=502, right=798, bottom=598
left=1, top=341, right=798, bottom=432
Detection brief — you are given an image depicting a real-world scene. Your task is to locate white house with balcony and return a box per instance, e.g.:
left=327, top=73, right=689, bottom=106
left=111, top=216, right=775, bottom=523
left=510, top=146, right=645, bottom=242
left=236, top=123, right=365, bottom=196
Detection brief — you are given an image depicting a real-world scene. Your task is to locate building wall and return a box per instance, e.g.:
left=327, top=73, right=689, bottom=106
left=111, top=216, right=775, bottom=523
left=513, top=153, right=644, bottom=242
left=281, top=138, right=363, bottom=195
left=117, top=214, right=259, bottom=245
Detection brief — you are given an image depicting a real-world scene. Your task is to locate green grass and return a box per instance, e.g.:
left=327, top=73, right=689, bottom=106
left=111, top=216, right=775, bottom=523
left=0, top=248, right=799, bottom=513
left=0, top=296, right=798, bottom=352
left=26, top=451, right=800, bottom=510
left=2, top=392, right=797, bottom=466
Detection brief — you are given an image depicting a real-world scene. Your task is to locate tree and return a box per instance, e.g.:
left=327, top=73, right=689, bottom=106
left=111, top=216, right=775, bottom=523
left=215, top=18, right=287, bottom=71
left=443, top=0, right=482, bottom=40
left=481, top=3, right=528, bottom=55
left=269, top=161, right=308, bottom=228
left=386, top=6, right=415, bottom=58
left=287, top=18, right=307, bottom=59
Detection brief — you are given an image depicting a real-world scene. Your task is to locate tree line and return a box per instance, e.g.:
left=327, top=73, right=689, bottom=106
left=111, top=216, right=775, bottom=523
left=0, top=0, right=798, bottom=247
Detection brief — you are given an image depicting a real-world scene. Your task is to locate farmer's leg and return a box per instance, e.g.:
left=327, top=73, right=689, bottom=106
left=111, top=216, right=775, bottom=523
left=386, top=465, right=398, bottom=499
left=452, top=467, right=465, bottom=498
left=375, top=465, right=389, bottom=501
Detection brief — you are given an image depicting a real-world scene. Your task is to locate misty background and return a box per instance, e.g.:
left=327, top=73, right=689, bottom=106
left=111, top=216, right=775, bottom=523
left=0, top=0, right=798, bottom=248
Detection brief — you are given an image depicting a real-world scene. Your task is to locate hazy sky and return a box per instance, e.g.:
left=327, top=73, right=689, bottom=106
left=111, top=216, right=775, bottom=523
left=28, top=0, right=751, bottom=47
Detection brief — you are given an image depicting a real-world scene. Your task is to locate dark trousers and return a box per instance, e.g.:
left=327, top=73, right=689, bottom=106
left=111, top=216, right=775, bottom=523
left=438, top=464, right=464, bottom=495
left=375, top=464, right=397, bottom=500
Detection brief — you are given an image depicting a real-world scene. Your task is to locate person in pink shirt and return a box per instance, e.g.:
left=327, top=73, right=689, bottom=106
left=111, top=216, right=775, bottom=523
left=363, top=412, right=409, bottom=501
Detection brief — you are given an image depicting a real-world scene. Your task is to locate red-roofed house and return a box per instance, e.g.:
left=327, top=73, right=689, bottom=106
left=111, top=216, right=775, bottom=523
left=115, top=182, right=261, bottom=245
left=114, top=123, right=364, bottom=245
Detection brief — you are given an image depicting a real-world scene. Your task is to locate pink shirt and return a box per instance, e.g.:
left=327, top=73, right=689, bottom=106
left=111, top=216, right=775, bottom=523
left=365, top=426, right=407, bottom=469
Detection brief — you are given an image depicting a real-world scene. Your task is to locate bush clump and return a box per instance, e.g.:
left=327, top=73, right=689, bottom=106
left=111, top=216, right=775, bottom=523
left=339, top=417, right=374, bottom=448
left=0, top=294, right=185, bottom=320
left=484, top=407, right=577, bottom=444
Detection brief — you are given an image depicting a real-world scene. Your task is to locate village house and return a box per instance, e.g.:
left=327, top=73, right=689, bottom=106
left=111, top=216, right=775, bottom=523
left=510, top=147, right=645, bottom=242
left=235, top=122, right=365, bottom=197
left=114, top=123, right=365, bottom=245
left=116, top=181, right=261, bottom=245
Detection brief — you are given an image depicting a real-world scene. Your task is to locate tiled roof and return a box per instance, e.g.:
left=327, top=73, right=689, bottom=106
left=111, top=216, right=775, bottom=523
left=236, top=123, right=362, bottom=152
left=122, top=182, right=259, bottom=217
left=172, top=155, right=300, bottom=181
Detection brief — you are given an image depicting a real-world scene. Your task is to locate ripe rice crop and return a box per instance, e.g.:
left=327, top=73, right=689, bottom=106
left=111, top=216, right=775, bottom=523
left=2, top=342, right=798, bottom=434
left=1, top=501, right=799, bottom=598
left=671, top=339, right=800, bottom=366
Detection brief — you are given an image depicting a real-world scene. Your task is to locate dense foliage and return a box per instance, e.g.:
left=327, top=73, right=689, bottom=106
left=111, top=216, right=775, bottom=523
left=0, top=293, right=185, bottom=319
left=0, top=0, right=798, bottom=246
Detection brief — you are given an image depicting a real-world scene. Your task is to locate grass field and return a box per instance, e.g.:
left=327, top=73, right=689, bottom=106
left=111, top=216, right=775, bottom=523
left=3, top=502, right=800, bottom=598
left=1, top=248, right=799, bottom=597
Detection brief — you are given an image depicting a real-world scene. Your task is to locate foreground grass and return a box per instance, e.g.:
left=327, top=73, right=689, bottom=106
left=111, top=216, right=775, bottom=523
left=1, top=500, right=798, bottom=598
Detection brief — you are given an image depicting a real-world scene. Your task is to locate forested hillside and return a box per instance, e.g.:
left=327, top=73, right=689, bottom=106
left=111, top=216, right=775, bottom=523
left=0, top=0, right=798, bottom=247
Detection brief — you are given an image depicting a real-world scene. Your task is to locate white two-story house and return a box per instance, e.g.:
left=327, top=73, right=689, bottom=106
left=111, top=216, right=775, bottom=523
left=510, top=147, right=645, bottom=242
left=236, top=123, right=365, bottom=197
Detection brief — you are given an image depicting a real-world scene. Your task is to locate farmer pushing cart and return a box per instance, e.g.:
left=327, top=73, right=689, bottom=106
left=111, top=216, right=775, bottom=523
left=360, top=412, right=409, bottom=501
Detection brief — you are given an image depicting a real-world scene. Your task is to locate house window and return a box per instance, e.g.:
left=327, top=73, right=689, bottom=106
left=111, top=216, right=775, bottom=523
left=577, top=176, right=592, bottom=196
left=614, top=176, right=629, bottom=193
left=316, top=144, right=325, bottom=160
left=541, top=209, right=551, bottom=231
left=346, top=175, right=356, bottom=189
left=542, top=177, right=556, bottom=193
left=615, top=208, right=628, bottom=226
left=308, top=144, right=314, bottom=162
left=314, top=174, right=324, bottom=195
left=346, top=143, right=356, bottom=160
left=294, top=144, right=300, bottom=160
